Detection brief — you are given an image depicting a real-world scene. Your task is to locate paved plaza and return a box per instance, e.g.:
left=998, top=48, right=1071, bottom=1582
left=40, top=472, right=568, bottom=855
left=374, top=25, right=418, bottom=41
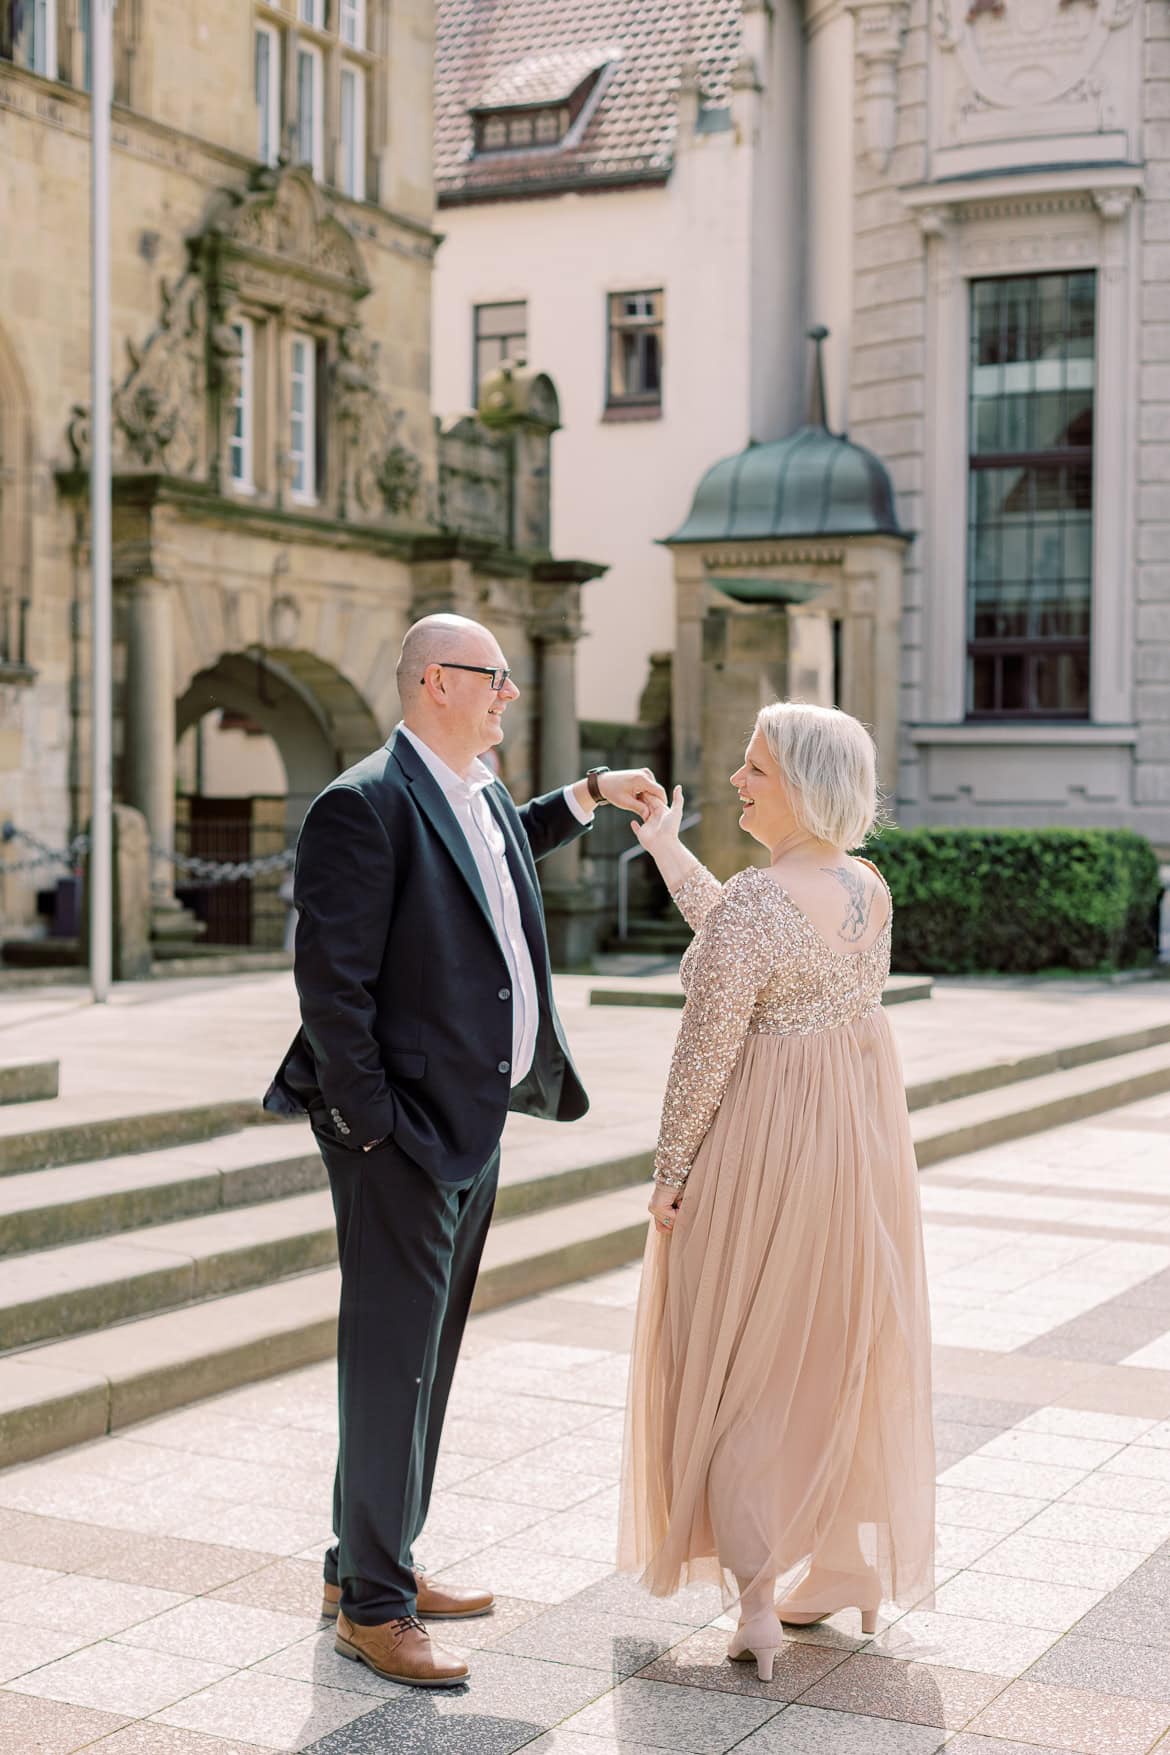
left=2, top=1058, right=1170, bottom=1751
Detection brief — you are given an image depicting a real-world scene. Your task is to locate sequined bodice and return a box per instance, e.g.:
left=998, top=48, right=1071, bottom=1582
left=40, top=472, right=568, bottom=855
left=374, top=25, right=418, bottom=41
left=679, top=867, right=891, bottom=1036
left=655, top=863, right=893, bottom=1186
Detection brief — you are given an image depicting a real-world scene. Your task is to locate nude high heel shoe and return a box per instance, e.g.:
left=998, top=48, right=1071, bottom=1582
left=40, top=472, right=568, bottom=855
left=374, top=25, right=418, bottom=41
left=776, top=1568, right=881, bottom=1636
left=727, top=1608, right=784, bottom=1682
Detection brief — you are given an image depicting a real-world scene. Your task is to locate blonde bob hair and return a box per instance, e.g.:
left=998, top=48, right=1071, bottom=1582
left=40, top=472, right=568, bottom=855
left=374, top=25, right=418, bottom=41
left=755, top=701, right=880, bottom=851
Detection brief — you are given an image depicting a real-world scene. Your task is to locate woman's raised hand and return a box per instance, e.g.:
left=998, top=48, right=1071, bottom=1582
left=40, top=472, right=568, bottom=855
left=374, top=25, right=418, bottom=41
left=632, top=785, right=684, bottom=853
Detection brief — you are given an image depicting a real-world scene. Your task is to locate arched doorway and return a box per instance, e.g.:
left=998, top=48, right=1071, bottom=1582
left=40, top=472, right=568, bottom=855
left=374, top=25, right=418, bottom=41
left=173, top=648, right=382, bottom=946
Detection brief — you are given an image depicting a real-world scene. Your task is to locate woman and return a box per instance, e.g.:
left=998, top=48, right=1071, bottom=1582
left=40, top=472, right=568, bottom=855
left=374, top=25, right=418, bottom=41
left=618, top=701, right=935, bottom=1682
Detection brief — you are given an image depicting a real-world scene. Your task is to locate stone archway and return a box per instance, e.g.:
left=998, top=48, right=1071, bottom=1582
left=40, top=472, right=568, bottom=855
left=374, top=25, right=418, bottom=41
left=176, top=647, right=383, bottom=838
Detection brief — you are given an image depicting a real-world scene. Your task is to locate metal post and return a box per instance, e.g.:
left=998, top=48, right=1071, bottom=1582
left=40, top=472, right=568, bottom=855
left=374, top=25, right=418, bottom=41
left=89, top=0, right=115, bottom=1002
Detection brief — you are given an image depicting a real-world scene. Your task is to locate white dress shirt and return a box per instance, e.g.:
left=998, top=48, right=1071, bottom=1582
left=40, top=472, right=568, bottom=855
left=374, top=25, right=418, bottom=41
left=396, top=724, right=591, bottom=1087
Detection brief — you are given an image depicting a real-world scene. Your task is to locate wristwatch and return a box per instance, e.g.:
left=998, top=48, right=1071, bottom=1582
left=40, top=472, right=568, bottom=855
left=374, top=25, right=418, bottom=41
left=586, top=765, right=611, bottom=806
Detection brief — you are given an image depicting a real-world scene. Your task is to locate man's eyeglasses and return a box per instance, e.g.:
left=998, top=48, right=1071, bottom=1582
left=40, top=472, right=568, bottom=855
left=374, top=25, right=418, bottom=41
left=425, top=662, right=512, bottom=691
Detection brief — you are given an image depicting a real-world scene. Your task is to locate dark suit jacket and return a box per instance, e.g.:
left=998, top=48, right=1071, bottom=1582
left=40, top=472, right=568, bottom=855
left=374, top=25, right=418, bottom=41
left=263, top=729, right=592, bottom=1183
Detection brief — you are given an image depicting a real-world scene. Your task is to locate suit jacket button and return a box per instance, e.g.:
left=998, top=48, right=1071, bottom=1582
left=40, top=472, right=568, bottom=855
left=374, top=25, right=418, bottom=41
left=497, top=1060, right=510, bottom=1075
left=498, top=987, right=510, bottom=1001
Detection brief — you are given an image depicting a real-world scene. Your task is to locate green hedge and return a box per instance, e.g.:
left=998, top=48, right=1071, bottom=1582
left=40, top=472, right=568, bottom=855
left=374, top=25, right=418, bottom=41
left=862, top=827, right=1163, bottom=974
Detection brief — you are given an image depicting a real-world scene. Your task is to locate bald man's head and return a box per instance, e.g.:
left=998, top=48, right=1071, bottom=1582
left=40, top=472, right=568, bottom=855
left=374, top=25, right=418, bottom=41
left=396, top=615, right=500, bottom=709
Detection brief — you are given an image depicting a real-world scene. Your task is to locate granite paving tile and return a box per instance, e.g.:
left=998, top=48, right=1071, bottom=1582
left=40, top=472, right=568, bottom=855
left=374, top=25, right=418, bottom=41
left=130, top=1413, right=336, bottom=1474
left=152, top=1668, right=381, bottom=1751
left=1063, top=1472, right=1170, bottom=1513
left=944, top=1739, right=1091, bottom=1755
left=937, top=1456, right=1089, bottom=1499
left=635, top=1624, right=847, bottom=1700
left=209, top=1558, right=326, bottom=1619
left=1021, top=1501, right=1170, bottom=1551
left=433, top=1595, right=545, bottom=1651
left=1069, top=1592, right=1170, bottom=1650
left=511, top=1732, right=667, bottom=1755
left=450, top=1457, right=612, bottom=1512
left=967, top=1678, right=1170, bottom=1754
left=968, top=1534, right=1144, bottom=1591
left=1025, top=1632, right=1170, bottom=1703
left=1105, top=1444, right=1170, bottom=1481
left=733, top=1703, right=949, bottom=1752
left=521, top=1432, right=623, bottom=1478
left=44, top=1441, right=184, bottom=1487
left=400, top=1647, right=613, bottom=1727
left=0, top=1690, right=128, bottom=1755
left=255, top=1628, right=412, bottom=1697
left=438, top=1415, right=559, bottom=1464
left=443, top=1387, right=606, bottom=1438
left=933, top=1487, right=1050, bottom=1534
left=3, top=1576, right=187, bottom=1640
left=518, top=1505, right=620, bottom=1564
left=934, top=1526, right=1005, bottom=1570
left=434, top=1542, right=613, bottom=1604
left=870, top=1611, right=1060, bottom=1676
left=931, top=1569, right=1105, bottom=1631
left=299, top=1698, right=542, bottom=1754
left=1015, top=1409, right=1157, bottom=1444
left=566, top=1570, right=726, bottom=1627
left=560, top=1675, right=782, bottom=1753
left=979, top=1431, right=1124, bottom=1470
left=74, top=1531, right=274, bottom=1595
left=173, top=1504, right=332, bottom=1558
left=0, top=1625, right=90, bottom=1687
left=6, top=1643, right=231, bottom=1717
left=116, top=1599, right=318, bottom=1667
left=0, top=1560, right=63, bottom=1595
left=432, top=1451, right=494, bottom=1490
left=795, top=1653, right=1009, bottom=1729
left=79, top=1723, right=270, bottom=1753
left=487, top=1602, right=690, bottom=1675
left=421, top=1491, right=551, bottom=1547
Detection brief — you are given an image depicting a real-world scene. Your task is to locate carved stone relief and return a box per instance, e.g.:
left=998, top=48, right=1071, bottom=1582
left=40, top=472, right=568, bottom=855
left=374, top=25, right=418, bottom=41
left=929, top=0, right=1139, bottom=169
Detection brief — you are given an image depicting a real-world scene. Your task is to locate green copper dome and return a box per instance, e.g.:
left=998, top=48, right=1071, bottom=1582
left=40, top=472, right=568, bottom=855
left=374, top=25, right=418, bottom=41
left=666, top=328, right=906, bottom=546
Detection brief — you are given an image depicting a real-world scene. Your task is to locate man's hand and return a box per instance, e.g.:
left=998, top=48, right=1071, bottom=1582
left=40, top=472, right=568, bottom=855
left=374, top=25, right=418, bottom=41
left=597, top=767, right=668, bottom=819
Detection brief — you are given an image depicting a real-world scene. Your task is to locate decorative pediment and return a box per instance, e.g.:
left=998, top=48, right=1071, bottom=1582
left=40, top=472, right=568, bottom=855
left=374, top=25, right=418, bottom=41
left=193, top=163, right=371, bottom=327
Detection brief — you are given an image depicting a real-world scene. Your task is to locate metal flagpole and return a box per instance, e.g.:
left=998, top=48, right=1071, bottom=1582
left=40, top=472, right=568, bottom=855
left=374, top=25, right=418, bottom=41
left=89, top=0, right=115, bottom=1002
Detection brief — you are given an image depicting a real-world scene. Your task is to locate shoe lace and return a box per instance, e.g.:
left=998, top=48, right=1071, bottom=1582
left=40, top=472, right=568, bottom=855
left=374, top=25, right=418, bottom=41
left=390, top=1613, right=428, bottom=1638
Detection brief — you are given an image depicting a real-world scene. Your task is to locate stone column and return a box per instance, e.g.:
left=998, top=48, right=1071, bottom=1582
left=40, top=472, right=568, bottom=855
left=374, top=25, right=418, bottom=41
left=786, top=605, right=836, bottom=704
left=531, top=581, right=600, bottom=968
left=122, top=576, right=176, bottom=905
left=698, top=602, right=789, bottom=880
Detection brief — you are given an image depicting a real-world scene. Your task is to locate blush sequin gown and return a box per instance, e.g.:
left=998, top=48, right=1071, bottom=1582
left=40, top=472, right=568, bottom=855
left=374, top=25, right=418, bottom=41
left=619, top=862, right=935, bottom=1620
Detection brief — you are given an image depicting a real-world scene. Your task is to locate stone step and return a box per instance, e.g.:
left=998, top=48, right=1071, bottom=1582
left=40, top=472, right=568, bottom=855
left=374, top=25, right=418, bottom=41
left=0, top=1189, right=338, bottom=1350
left=912, top=1039, right=1170, bottom=1166
left=0, top=1124, right=324, bottom=1258
left=5, top=1037, right=1170, bottom=1466
left=0, top=1123, right=653, bottom=1259
left=907, top=1019, right=1170, bottom=1113
left=0, top=1059, right=59, bottom=1106
left=0, top=1183, right=651, bottom=1464
left=588, top=974, right=934, bottom=1011
left=0, top=1098, right=271, bottom=1178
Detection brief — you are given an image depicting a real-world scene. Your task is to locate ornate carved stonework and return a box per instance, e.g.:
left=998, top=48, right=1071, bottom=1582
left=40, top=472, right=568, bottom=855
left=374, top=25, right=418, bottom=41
left=333, top=325, right=424, bottom=522
left=930, top=0, right=1139, bottom=171
left=845, top=0, right=910, bottom=171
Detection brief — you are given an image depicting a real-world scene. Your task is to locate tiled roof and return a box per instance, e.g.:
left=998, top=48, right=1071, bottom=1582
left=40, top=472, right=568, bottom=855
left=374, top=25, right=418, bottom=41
left=435, top=0, right=744, bottom=203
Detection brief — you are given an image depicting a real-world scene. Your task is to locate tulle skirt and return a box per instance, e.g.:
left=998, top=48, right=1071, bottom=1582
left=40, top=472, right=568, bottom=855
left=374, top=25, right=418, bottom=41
left=618, top=1009, right=936, bottom=1617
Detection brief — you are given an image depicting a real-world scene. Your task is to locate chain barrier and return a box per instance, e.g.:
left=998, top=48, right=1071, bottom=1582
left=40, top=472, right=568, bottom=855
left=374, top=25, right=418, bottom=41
left=0, top=823, right=295, bottom=885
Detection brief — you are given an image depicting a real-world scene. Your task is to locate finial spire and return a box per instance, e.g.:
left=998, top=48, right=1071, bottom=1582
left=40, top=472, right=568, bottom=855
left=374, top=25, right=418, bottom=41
left=807, top=324, right=830, bottom=432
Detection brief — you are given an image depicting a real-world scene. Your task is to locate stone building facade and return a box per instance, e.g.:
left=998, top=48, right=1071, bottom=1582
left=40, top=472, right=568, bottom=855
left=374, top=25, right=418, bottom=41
left=0, top=0, right=602, bottom=962
left=435, top=0, right=1170, bottom=873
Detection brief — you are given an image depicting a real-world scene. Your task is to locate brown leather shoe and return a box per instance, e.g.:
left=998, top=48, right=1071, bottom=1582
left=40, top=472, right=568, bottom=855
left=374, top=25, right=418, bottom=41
left=322, top=1571, right=493, bottom=1620
left=334, top=1611, right=468, bottom=1688
left=416, top=1568, right=494, bottom=1620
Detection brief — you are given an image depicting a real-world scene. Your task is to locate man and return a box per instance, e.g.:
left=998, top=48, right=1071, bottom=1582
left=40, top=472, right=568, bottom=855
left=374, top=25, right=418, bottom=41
left=264, top=614, right=665, bottom=1688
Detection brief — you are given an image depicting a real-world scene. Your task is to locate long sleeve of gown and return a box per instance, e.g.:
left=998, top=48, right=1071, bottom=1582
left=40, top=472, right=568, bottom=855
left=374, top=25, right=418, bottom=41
left=670, top=864, right=724, bottom=933
left=654, top=870, right=782, bottom=1188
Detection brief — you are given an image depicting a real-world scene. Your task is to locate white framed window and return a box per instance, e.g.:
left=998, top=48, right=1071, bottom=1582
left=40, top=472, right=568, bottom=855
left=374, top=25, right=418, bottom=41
left=289, top=334, right=317, bottom=504
left=254, top=23, right=280, bottom=166
left=299, top=0, right=325, bottom=27
left=340, top=0, right=366, bottom=49
left=20, top=0, right=58, bottom=78
left=228, top=319, right=255, bottom=492
left=339, top=65, right=366, bottom=199
left=295, top=42, right=324, bottom=180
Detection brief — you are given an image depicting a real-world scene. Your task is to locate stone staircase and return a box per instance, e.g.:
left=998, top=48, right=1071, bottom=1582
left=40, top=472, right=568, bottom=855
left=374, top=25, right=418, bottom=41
left=3, top=1015, right=1170, bottom=1468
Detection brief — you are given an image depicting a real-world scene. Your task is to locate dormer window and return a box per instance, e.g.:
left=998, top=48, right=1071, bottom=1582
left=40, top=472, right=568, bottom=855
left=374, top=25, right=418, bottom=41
left=470, top=48, right=616, bottom=157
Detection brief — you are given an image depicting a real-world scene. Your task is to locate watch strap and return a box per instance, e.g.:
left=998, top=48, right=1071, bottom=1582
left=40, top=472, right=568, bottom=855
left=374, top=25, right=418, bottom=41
left=586, top=766, right=611, bottom=805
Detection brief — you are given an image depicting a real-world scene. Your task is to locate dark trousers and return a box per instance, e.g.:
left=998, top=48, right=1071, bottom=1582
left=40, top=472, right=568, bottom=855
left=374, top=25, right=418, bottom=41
left=315, top=1129, right=501, bottom=1625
